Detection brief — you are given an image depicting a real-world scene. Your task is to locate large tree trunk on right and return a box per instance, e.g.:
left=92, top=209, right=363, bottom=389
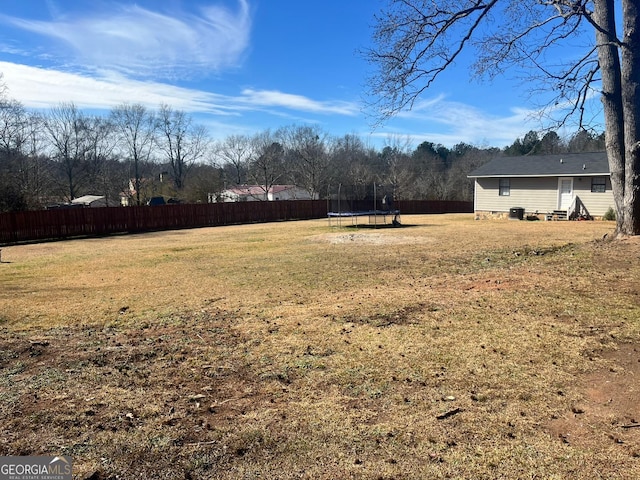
left=593, top=0, right=626, bottom=234
left=621, top=0, right=640, bottom=235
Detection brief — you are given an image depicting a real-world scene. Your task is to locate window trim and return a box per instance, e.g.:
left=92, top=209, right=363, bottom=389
left=591, top=177, right=606, bottom=193
left=499, top=178, right=510, bottom=196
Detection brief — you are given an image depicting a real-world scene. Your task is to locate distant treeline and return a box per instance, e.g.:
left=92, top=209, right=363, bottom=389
left=0, top=89, right=605, bottom=213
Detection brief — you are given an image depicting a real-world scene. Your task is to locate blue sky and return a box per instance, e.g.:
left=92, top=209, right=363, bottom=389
left=0, top=1, right=601, bottom=149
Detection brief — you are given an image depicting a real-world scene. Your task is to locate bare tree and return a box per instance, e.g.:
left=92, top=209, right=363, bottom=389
left=213, top=134, right=253, bottom=186
left=279, top=124, right=330, bottom=199
left=247, top=130, right=285, bottom=200
left=43, top=102, right=90, bottom=201
left=157, top=104, right=209, bottom=192
left=83, top=115, right=121, bottom=205
left=0, top=99, right=29, bottom=157
left=0, top=98, right=30, bottom=210
left=329, top=134, right=373, bottom=180
left=379, top=136, right=414, bottom=200
left=111, top=104, right=156, bottom=206
left=15, top=112, right=53, bottom=209
left=366, top=0, right=640, bottom=236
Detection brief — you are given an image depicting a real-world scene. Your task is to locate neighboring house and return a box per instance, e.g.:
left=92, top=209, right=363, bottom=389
left=467, top=152, right=614, bottom=219
left=71, top=195, right=119, bottom=208
left=120, top=179, right=139, bottom=206
left=212, top=185, right=315, bottom=203
left=120, top=178, right=155, bottom=206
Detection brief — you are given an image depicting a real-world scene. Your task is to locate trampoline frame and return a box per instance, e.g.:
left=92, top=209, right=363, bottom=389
left=326, top=183, right=400, bottom=227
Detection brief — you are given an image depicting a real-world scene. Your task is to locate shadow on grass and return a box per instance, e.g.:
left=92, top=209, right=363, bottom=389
left=344, top=223, right=420, bottom=229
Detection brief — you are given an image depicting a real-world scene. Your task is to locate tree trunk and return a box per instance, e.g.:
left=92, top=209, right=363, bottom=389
left=621, top=0, right=640, bottom=235
left=593, top=0, right=626, bottom=233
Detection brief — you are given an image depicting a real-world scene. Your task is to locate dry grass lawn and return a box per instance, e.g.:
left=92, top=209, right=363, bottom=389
left=1, top=214, right=639, bottom=479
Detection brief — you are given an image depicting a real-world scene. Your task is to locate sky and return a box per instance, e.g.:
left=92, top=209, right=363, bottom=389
left=0, top=0, right=603, bottom=150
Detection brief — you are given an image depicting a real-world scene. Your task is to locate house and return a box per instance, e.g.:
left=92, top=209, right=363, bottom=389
left=467, top=152, right=614, bottom=220
left=120, top=179, right=145, bottom=206
left=211, top=185, right=315, bottom=203
left=120, top=177, right=162, bottom=206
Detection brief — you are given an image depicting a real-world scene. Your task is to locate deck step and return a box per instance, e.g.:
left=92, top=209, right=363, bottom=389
left=552, top=210, right=568, bottom=220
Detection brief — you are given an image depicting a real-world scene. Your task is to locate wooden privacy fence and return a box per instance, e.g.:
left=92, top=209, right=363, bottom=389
left=0, top=199, right=472, bottom=244
left=395, top=200, right=473, bottom=215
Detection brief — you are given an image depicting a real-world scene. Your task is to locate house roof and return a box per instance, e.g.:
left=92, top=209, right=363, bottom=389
left=225, top=186, right=265, bottom=196
left=71, top=195, right=106, bottom=205
left=468, top=152, right=609, bottom=178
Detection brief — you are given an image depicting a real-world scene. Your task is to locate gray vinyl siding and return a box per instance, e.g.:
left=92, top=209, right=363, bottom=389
left=572, top=176, right=615, bottom=216
left=475, top=177, right=558, bottom=213
left=474, top=176, right=615, bottom=216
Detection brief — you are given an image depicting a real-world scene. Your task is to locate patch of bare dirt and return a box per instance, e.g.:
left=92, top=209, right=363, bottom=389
left=548, top=343, right=640, bottom=457
left=312, top=232, right=433, bottom=245
left=545, top=237, right=640, bottom=458
left=0, top=311, right=278, bottom=477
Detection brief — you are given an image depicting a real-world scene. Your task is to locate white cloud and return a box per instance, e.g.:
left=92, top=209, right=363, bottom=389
left=0, top=1, right=366, bottom=143
left=0, top=61, right=361, bottom=119
left=0, top=1, right=252, bottom=78
left=239, top=89, right=359, bottom=116
left=0, top=61, right=221, bottom=111
left=378, top=95, right=543, bottom=148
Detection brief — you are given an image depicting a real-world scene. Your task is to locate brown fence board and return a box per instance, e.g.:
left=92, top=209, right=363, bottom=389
left=395, top=200, right=473, bottom=214
left=0, top=200, right=471, bottom=244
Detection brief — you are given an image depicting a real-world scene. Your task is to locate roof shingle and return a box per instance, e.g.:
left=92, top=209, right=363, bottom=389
left=468, top=152, right=609, bottom=178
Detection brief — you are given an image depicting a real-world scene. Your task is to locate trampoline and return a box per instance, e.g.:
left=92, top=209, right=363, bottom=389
left=327, top=184, right=401, bottom=227
left=327, top=209, right=401, bottom=227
